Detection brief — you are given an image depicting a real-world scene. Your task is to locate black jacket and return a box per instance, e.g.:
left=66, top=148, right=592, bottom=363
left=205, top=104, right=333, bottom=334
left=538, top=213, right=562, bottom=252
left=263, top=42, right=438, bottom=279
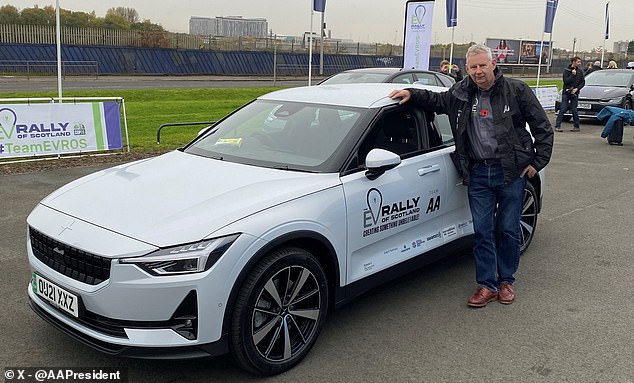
left=563, top=64, right=585, bottom=93
left=406, top=68, right=553, bottom=185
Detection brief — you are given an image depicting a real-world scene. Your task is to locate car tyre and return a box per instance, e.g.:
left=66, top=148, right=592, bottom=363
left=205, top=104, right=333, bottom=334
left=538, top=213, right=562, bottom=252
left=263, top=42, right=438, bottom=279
left=230, top=247, right=328, bottom=375
left=623, top=99, right=632, bottom=110
left=520, top=182, right=538, bottom=254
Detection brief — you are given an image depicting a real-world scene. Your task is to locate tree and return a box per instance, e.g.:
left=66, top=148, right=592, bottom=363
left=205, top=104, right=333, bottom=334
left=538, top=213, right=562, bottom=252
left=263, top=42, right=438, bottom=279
left=61, top=9, right=98, bottom=28
left=18, top=5, right=55, bottom=25
left=0, top=5, right=20, bottom=24
left=628, top=41, right=634, bottom=55
left=107, top=7, right=139, bottom=24
left=102, top=12, right=130, bottom=30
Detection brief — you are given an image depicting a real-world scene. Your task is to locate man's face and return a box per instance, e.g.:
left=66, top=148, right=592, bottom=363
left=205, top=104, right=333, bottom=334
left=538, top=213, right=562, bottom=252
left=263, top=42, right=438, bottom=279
left=574, top=59, right=582, bottom=68
left=466, top=52, right=496, bottom=90
left=440, top=64, right=449, bottom=73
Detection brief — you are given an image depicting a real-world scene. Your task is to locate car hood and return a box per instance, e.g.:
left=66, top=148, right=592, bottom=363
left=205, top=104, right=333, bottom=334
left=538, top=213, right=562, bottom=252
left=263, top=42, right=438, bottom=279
left=580, top=85, right=627, bottom=100
left=39, top=151, right=341, bottom=247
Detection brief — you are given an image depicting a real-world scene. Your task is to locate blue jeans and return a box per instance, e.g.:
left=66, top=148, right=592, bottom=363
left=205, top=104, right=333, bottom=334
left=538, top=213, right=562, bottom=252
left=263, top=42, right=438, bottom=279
left=556, top=91, right=580, bottom=128
left=468, top=164, right=526, bottom=292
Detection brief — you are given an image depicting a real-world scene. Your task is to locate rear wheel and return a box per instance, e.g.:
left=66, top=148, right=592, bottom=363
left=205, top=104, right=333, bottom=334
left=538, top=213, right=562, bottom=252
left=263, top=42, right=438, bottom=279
left=230, top=247, right=328, bottom=375
left=520, top=182, right=538, bottom=254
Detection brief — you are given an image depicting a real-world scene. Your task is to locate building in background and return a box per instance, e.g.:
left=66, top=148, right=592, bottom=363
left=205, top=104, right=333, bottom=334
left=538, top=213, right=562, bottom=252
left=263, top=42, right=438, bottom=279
left=613, top=41, right=630, bottom=55
left=189, top=16, right=268, bottom=38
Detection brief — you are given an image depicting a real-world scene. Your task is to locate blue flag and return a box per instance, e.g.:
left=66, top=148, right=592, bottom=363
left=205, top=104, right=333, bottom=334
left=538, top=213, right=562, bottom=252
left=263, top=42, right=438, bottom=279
left=314, top=0, right=326, bottom=12
left=604, top=2, right=609, bottom=39
left=446, top=0, right=457, bottom=27
left=544, top=0, right=558, bottom=33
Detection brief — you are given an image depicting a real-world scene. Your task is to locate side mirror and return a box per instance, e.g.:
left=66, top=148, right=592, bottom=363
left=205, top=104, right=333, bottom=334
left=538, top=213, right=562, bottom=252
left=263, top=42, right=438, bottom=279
left=365, top=149, right=401, bottom=180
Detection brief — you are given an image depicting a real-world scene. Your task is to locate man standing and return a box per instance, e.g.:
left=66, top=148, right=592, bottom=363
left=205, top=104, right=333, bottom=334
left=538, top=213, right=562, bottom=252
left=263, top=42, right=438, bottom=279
left=555, top=57, right=585, bottom=132
left=440, top=59, right=463, bottom=82
left=388, top=44, right=553, bottom=308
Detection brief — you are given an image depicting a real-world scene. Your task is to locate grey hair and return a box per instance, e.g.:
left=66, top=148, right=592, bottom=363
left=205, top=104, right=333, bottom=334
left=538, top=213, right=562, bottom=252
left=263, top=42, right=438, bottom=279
left=466, top=44, right=493, bottom=61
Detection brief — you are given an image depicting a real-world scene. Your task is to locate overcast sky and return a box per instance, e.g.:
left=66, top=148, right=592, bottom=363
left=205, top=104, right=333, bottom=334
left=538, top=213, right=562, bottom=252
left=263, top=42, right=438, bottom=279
left=7, top=0, right=631, bottom=52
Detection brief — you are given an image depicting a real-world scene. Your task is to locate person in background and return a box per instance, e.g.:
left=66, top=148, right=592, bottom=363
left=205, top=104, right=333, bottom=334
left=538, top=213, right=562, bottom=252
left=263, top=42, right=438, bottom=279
left=555, top=56, right=585, bottom=132
left=388, top=44, right=553, bottom=308
left=585, top=60, right=602, bottom=76
left=607, top=60, right=617, bottom=69
left=440, top=59, right=463, bottom=82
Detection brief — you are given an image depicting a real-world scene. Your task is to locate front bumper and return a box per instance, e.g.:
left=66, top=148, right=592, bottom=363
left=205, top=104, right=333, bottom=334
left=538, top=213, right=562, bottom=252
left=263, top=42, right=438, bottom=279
left=29, top=296, right=227, bottom=359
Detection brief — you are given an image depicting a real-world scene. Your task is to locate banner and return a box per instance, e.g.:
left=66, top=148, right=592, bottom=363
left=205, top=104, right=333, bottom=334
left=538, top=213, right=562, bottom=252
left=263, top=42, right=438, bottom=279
left=446, top=0, right=457, bottom=28
left=313, top=0, right=326, bottom=12
left=0, top=102, right=123, bottom=160
left=485, top=38, right=551, bottom=65
left=604, top=2, right=609, bottom=39
left=403, top=1, right=435, bottom=70
left=544, top=0, right=558, bottom=33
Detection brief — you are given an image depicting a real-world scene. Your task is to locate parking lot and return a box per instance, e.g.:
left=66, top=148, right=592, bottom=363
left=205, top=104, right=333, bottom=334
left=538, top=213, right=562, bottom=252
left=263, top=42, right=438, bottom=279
left=1, top=115, right=633, bottom=382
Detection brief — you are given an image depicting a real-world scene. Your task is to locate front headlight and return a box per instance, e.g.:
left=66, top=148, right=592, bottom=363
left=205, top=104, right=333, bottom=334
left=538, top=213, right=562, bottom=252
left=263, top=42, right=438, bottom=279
left=607, top=97, right=623, bottom=104
left=120, top=234, right=240, bottom=276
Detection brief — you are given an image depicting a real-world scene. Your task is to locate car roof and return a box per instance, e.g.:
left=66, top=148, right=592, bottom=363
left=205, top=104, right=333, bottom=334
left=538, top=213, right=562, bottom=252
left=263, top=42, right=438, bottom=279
left=258, top=83, right=448, bottom=109
left=342, top=67, right=403, bottom=74
left=590, top=69, right=634, bottom=74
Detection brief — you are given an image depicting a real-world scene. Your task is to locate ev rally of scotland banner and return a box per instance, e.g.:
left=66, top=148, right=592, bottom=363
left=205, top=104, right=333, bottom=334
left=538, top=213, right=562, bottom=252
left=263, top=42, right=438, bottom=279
left=0, top=102, right=123, bottom=160
left=403, top=0, right=435, bottom=70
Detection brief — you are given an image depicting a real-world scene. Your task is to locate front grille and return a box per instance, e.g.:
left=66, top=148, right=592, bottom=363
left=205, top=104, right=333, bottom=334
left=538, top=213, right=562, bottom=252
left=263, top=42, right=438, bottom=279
left=29, top=227, right=111, bottom=285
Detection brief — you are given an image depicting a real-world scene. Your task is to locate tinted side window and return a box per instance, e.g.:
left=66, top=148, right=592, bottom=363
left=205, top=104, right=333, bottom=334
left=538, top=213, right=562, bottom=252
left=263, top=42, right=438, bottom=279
left=413, top=73, right=440, bottom=86
left=434, top=114, right=454, bottom=145
left=392, top=74, right=415, bottom=84
left=358, top=108, right=420, bottom=163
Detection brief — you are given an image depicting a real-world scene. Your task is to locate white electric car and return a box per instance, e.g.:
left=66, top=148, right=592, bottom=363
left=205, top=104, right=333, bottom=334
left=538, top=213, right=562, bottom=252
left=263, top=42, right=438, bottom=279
left=27, top=83, right=543, bottom=375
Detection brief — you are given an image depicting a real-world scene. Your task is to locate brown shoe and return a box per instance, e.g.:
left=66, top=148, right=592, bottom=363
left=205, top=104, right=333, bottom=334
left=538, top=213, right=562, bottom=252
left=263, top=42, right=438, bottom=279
left=498, top=283, right=515, bottom=305
left=467, top=287, right=498, bottom=308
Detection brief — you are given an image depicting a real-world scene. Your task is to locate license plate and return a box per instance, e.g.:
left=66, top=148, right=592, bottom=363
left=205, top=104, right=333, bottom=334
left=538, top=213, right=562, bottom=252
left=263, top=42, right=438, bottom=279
left=578, top=103, right=591, bottom=109
left=32, top=273, right=80, bottom=317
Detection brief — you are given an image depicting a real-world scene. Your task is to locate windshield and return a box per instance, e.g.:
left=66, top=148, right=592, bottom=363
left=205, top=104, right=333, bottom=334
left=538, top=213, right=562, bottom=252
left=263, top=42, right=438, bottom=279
left=185, top=100, right=364, bottom=172
left=585, top=71, right=634, bottom=87
left=320, top=72, right=390, bottom=85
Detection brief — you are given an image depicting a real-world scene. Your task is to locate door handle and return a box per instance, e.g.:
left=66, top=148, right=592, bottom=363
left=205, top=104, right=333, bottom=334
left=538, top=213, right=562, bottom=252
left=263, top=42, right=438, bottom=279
left=418, top=164, right=440, bottom=176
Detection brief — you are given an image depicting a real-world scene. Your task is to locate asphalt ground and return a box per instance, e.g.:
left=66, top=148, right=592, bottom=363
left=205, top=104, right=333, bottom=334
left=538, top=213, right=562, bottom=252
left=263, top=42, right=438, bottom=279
left=1, top=114, right=633, bottom=383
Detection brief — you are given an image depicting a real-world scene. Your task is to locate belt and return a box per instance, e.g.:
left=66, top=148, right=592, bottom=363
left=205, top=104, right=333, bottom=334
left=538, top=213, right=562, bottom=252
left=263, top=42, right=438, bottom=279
left=472, top=158, right=501, bottom=166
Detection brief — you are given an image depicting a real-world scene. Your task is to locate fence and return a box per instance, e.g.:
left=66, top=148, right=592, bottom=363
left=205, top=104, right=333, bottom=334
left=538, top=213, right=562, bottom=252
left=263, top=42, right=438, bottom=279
left=0, top=24, right=403, bottom=56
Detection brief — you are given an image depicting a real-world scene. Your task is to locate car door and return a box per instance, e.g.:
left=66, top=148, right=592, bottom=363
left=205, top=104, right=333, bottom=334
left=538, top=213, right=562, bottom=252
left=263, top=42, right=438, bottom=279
left=428, top=112, right=474, bottom=241
left=340, top=106, right=449, bottom=283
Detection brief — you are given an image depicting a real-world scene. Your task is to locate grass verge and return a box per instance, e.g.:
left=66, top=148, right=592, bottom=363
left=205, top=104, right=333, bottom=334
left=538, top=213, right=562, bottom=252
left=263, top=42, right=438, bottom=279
left=0, top=87, right=285, bottom=152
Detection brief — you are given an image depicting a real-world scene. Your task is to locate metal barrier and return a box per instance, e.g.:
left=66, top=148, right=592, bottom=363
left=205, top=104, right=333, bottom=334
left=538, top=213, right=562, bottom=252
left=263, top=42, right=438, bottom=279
left=156, top=121, right=217, bottom=145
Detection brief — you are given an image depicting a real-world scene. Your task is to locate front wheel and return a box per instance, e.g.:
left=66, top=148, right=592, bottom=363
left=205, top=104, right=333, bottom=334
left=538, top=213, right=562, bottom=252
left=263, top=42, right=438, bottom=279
left=520, top=182, right=538, bottom=254
left=230, top=247, right=329, bottom=375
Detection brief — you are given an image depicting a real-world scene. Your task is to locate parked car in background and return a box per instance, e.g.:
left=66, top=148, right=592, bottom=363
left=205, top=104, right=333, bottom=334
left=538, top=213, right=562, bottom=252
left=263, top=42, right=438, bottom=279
left=555, top=69, right=634, bottom=120
left=319, top=67, right=456, bottom=87
left=27, top=83, right=543, bottom=376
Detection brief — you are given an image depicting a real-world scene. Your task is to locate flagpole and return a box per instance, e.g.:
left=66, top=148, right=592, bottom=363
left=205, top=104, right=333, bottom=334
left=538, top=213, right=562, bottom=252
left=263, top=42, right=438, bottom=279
left=308, top=1, right=314, bottom=86
left=55, top=0, right=62, bottom=102
left=449, top=26, right=455, bottom=66
left=319, top=10, right=324, bottom=75
left=536, top=33, right=544, bottom=89
left=601, top=1, right=609, bottom=68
